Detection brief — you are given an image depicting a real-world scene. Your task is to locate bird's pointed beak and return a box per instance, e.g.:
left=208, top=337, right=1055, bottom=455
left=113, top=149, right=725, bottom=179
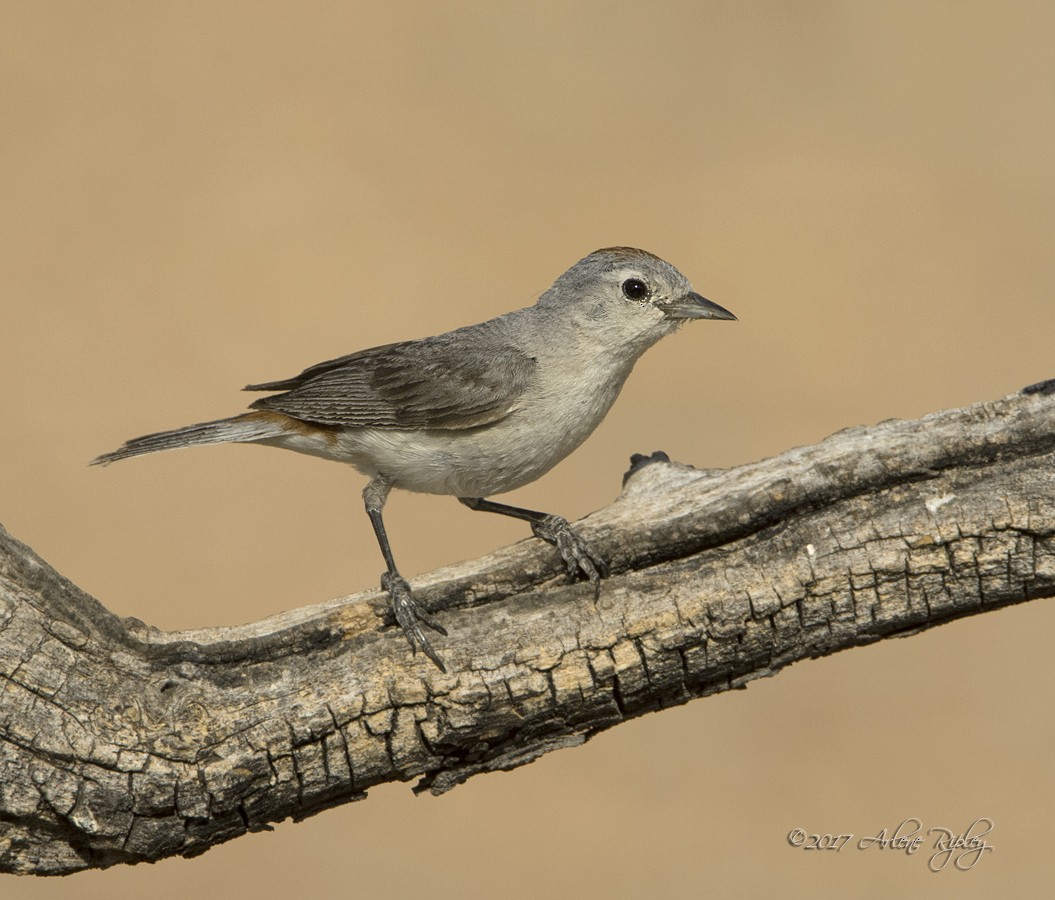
left=663, top=291, right=737, bottom=321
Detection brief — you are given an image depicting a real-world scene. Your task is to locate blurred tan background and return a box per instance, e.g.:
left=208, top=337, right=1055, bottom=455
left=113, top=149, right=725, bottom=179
left=3, top=1, right=1054, bottom=896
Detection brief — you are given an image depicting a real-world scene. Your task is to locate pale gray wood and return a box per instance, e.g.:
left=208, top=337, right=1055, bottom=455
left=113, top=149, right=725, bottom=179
left=3, top=384, right=1055, bottom=874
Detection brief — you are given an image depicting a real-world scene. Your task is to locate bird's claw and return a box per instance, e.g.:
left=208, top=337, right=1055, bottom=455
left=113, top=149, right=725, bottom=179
left=531, top=514, right=607, bottom=597
left=381, top=573, right=447, bottom=672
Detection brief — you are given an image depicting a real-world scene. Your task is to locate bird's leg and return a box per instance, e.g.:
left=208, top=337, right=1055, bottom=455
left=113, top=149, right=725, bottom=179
left=363, top=475, right=447, bottom=671
left=458, top=496, right=607, bottom=595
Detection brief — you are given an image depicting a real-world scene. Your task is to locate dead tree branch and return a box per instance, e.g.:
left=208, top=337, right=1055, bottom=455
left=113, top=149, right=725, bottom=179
left=3, top=384, right=1055, bottom=874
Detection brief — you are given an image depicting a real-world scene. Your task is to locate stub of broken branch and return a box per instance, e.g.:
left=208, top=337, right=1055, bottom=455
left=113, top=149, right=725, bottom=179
left=2, top=385, right=1055, bottom=874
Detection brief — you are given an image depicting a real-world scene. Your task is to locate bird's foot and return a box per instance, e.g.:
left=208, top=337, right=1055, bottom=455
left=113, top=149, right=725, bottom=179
left=381, top=573, right=448, bottom=672
left=530, top=514, right=607, bottom=596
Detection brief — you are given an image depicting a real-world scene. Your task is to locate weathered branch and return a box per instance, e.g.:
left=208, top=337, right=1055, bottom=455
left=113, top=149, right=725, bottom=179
left=3, top=384, right=1055, bottom=875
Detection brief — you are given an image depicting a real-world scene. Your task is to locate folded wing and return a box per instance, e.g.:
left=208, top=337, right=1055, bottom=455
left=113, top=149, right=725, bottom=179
left=246, top=331, right=537, bottom=430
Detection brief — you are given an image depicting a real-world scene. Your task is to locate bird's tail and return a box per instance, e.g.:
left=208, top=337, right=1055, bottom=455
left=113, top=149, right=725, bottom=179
left=90, top=412, right=288, bottom=466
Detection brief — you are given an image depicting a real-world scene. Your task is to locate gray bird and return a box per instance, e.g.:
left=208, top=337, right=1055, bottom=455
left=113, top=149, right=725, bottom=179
left=92, top=247, right=736, bottom=671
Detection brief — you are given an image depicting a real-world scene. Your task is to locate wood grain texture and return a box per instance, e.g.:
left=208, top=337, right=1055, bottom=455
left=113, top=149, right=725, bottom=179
left=3, top=385, right=1054, bottom=874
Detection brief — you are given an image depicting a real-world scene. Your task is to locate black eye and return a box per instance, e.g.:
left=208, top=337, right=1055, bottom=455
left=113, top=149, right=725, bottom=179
left=621, top=278, right=649, bottom=301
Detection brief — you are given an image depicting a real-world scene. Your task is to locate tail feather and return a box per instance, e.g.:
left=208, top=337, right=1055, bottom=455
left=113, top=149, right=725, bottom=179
left=90, top=413, right=287, bottom=466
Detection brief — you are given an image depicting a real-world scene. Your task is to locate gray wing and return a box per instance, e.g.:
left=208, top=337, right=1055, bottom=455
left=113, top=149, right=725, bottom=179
left=245, top=330, right=537, bottom=430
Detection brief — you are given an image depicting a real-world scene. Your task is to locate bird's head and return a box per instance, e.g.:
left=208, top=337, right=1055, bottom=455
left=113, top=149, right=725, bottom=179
left=538, top=247, right=736, bottom=351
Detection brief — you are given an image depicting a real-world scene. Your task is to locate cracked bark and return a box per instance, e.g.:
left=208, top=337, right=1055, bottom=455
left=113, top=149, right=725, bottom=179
left=3, top=385, right=1055, bottom=875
